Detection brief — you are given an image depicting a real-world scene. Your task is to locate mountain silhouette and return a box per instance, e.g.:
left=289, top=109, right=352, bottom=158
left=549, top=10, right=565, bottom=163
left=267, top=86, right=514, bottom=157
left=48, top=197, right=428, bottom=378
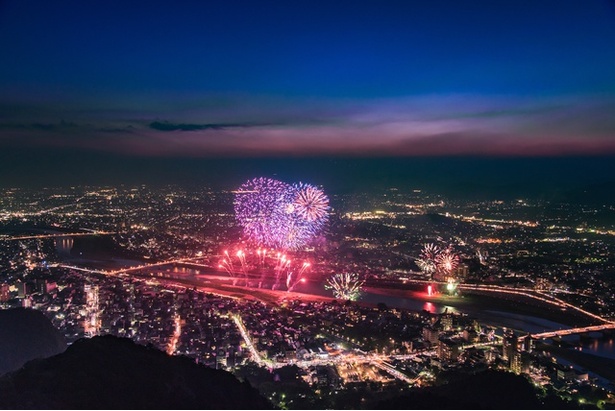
left=0, top=334, right=272, bottom=409
left=0, top=308, right=67, bottom=375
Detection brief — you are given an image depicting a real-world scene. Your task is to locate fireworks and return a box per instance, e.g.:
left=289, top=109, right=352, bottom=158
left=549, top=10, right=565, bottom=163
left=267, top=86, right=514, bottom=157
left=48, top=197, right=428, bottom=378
left=218, top=249, right=251, bottom=285
left=325, top=273, right=364, bottom=301
left=417, top=243, right=460, bottom=279
left=234, top=178, right=294, bottom=248
left=436, top=248, right=459, bottom=274
left=416, top=258, right=436, bottom=275
left=416, top=243, right=441, bottom=276
left=286, top=261, right=311, bottom=292
left=234, top=178, right=329, bottom=250
left=293, top=183, right=329, bottom=222
left=421, top=243, right=441, bottom=261
left=218, top=246, right=311, bottom=291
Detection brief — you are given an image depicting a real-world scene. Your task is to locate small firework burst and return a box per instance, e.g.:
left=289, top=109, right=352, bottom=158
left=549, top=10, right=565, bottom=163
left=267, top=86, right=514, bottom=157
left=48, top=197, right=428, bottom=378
left=325, top=273, right=364, bottom=301
left=436, top=248, right=459, bottom=274
left=421, top=243, right=441, bottom=261
left=416, top=258, right=436, bottom=275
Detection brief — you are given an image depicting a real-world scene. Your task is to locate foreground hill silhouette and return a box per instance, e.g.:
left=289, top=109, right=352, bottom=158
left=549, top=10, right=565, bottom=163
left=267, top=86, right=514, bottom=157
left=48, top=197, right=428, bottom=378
left=374, top=370, right=577, bottom=410
left=0, top=335, right=272, bottom=409
left=0, top=308, right=66, bottom=375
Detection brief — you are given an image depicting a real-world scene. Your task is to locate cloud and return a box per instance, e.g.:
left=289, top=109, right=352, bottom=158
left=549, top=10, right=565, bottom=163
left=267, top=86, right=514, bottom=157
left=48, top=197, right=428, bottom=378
left=0, top=93, right=614, bottom=156
left=149, top=121, right=263, bottom=132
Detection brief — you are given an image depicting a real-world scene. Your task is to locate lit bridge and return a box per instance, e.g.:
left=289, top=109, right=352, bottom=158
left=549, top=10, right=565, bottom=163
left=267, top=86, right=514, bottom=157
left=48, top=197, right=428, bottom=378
left=530, top=323, right=615, bottom=340
left=1, top=231, right=116, bottom=241
left=53, top=256, right=209, bottom=277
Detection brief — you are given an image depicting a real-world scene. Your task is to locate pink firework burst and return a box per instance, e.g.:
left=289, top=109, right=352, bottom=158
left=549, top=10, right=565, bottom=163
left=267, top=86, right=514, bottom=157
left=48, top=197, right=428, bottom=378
left=293, top=183, right=329, bottom=223
left=436, top=248, right=459, bottom=274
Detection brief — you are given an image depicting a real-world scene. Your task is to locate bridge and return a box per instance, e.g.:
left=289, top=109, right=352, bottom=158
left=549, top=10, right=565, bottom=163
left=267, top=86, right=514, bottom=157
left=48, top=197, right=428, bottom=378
left=54, top=256, right=210, bottom=277
left=110, top=257, right=207, bottom=275
left=1, top=231, right=116, bottom=241
left=530, top=323, right=615, bottom=339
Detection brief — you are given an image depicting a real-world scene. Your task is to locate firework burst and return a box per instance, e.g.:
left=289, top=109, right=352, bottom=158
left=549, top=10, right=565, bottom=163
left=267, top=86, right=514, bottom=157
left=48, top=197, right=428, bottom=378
left=286, top=261, right=311, bottom=292
left=325, top=273, right=364, bottom=301
left=234, top=177, right=294, bottom=248
left=293, top=183, right=329, bottom=223
left=421, top=243, right=441, bottom=261
left=416, top=258, right=436, bottom=275
left=217, top=246, right=311, bottom=291
left=234, top=178, right=329, bottom=250
left=436, top=248, right=459, bottom=274
left=416, top=243, right=441, bottom=276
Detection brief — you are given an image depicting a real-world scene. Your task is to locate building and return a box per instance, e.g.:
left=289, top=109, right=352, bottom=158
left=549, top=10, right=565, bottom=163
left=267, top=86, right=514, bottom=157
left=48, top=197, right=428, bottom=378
left=437, top=337, right=462, bottom=362
left=216, top=349, right=227, bottom=369
left=522, top=334, right=533, bottom=353
left=34, top=279, right=50, bottom=295
left=16, top=281, right=32, bottom=298
left=423, top=326, right=440, bottom=345
left=0, top=284, right=10, bottom=302
left=510, top=350, right=522, bottom=374
left=462, top=328, right=479, bottom=343
left=440, top=314, right=453, bottom=331
left=84, top=284, right=100, bottom=337
left=502, top=328, right=518, bottom=362
left=556, top=365, right=589, bottom=382
left=454, top=263, right=469, bottom=280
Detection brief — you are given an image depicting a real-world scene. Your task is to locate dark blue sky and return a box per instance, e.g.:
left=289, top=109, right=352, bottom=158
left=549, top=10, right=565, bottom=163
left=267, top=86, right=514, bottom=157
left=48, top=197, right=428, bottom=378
left=0, top=0, right=614, bottom=157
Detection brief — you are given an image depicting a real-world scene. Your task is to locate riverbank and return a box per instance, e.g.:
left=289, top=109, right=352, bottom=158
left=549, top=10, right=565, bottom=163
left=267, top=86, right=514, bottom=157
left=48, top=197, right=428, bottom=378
left=365, top=284, right=597, bottom=328
left=535, top=341, right=615, bottom=383
left=155, top=276, right=334, bottom=306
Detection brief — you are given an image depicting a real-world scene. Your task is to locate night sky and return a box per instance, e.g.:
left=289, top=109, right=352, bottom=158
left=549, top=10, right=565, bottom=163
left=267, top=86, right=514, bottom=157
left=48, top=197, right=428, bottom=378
left=0, top=1, right=614, bottom=190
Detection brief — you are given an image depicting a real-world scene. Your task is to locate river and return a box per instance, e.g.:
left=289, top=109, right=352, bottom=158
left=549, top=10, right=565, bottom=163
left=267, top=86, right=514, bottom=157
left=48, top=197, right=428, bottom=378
left=58, top=250, right=615, bottom=361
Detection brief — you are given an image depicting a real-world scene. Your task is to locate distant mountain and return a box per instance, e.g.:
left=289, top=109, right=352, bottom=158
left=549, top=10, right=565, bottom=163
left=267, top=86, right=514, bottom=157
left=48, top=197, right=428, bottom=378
left=0, top=335, right=272, bottom=409
left=0, top=308, right=67, bottom=375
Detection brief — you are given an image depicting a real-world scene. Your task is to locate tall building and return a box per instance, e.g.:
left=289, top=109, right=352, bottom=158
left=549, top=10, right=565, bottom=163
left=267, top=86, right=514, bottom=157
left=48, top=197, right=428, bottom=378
left=423, top=326, right=440, bottom=345
left=440, top=314, right=453, bottom=331
left=502, top=328, right=518, bottom=362
left=522, top=333, right=533, bottom=353
left=437, top=337, right=462, bottom=362
left=454, top=263, right=469, bottom=280
left=34, top=279, right=49, bottom=295
left=510, top=350, right=522, bottom=374
left=84, top=284, right=100, bottom=337
left=0, top=283, right=10, bottom=302
left=16, top=281, right=30, bottom=298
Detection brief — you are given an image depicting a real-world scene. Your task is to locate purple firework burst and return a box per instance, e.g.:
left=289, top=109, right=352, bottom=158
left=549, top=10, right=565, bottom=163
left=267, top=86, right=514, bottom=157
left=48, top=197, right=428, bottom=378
left=234, top=178, right=329, bottom=250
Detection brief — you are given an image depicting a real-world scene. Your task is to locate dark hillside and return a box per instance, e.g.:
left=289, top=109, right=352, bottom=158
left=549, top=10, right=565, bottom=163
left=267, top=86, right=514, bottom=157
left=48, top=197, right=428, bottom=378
left=0, top=335, right=272, bottom=409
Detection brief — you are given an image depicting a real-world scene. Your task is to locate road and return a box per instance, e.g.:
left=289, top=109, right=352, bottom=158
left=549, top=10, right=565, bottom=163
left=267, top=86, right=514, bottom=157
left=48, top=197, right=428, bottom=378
left=54, top=257, right=615, bottom=385
left=1, top=231, right=116, bottom=241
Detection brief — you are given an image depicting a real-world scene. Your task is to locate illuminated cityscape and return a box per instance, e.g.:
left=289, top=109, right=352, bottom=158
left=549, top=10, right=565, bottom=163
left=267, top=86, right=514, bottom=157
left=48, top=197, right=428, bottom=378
left=1, top=0, right=615, bottom=408
left=0, top=184, right=614, bottom=408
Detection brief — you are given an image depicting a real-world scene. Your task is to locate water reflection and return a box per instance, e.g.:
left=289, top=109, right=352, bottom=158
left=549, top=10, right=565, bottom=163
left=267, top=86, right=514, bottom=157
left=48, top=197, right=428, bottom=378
left=423, top=302, right=435, bottom=313
left=55, top=236, right=73, bottom=255
left=578, top=338, right=615, bottom=360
